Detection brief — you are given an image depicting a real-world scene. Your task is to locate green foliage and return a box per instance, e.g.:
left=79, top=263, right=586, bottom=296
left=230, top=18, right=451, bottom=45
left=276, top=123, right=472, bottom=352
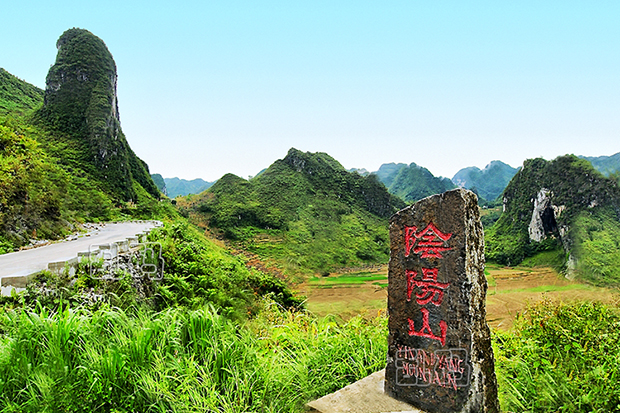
left=148, top=220, right=303, bottom=315
left=0, top=118, right=113, bottom=247
left=0, top=302, right=387, bottom=412
left=5, top=217, right=301, bottom=317
left=571, top=207, right=620, bottom=286
left=379, top=162, right=455, bottom=203
left=486, top=229, right=562, bottom=268
left=0, top=68, right=44, bottom=115
left=187, top=149, right=404, bottom=275
left=480, top=206, right=502, bottom=229
left=0, top=235, right=13, bottom=254
left=495, top=299, right=620, bottom=412
left=519, top=249, right=567, bottom=271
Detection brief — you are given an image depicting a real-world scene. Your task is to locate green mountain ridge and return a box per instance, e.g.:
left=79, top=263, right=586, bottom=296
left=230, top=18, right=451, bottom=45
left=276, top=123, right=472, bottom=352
left=373, top=162, right=455, bottom=203
left=580, top=152, right=620, bottom=177
left=181, top=148, right=406, bottom=274
left=369, top=155, right=614, bottom=207
left=373, top=163, right=407, bottom=189
left=486, top=154, right=620, bottom=285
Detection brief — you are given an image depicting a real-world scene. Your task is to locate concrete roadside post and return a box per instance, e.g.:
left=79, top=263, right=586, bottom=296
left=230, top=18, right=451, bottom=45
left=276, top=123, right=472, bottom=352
left=385, top=189, right=499, bottom=413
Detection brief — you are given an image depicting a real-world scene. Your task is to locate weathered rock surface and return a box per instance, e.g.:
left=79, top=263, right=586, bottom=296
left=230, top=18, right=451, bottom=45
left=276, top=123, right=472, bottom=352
left=385, top=189, right=499, bottom=413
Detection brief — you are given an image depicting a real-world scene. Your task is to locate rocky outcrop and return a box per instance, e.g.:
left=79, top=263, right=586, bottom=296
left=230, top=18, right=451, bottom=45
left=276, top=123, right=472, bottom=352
left=40, top=28, right=159, bottom=202
left=487, top=155, right=620, bottom=276
left=528, top=188, right=556, bottom=242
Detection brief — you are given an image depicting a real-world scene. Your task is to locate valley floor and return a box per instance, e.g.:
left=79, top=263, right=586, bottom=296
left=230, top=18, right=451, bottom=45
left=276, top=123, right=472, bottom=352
left=300, top=264, right=618, bottom=330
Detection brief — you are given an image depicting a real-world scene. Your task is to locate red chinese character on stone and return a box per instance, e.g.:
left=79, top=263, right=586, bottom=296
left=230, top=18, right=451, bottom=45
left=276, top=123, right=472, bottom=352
left=421, top=267, right=438, bottom=281
left=405, top=222, right=453, bottom=259
left=408, top=308, right=447, bottom=346
left=406, top=268, right=450, bottom=306
left=406, top=270, right=417, bottom=302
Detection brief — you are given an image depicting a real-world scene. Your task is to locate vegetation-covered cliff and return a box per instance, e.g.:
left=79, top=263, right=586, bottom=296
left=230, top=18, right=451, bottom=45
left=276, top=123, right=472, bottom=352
left=486, top=155, right=620, bottom=285
left=0, top=29, right=161, bottom=251
left=37, top=28, right=159, bottom=202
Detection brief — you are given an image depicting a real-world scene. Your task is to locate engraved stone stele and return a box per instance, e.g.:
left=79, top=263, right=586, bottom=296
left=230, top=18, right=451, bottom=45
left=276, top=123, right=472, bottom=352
left=385, top=189, right=499, bottom=413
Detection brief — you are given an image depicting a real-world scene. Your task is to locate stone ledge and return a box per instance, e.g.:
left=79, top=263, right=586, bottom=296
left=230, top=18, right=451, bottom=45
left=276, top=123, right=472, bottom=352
left=306, top=369, right=425, bottom=413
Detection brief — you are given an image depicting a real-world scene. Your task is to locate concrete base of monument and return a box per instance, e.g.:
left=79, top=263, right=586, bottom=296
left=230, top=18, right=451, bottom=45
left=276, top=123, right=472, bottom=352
left=306, top=369, right=426, bottom=413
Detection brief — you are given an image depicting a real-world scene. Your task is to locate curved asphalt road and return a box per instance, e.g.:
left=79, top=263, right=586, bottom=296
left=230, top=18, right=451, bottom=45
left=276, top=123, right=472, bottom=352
left=0, top=221, right=160, bottom=281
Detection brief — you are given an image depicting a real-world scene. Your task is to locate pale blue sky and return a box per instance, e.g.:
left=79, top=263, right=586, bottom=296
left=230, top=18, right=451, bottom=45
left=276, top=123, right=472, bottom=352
left=2, top=1, right=619, bottom=181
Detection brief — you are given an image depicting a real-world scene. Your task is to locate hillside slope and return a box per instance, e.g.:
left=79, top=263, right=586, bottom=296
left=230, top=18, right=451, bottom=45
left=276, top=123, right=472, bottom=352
left=181, top=148, right=406, bottom=274
left=0, top=69, right=44, bottom=114
left=486, top=155, right=620, bottom=285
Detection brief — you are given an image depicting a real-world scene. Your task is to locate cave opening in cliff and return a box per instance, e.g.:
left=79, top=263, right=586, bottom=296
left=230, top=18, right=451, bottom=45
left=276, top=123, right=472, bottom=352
left=541, top=206, right=558, bottom=234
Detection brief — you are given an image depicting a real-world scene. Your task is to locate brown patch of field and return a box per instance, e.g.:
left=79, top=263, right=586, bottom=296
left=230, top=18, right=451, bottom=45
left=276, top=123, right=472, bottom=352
left=298, top=269, right=388, bottom=320
left=485, top=265, right=617, bottom=330
left=301, top=265, right=618, bottom=331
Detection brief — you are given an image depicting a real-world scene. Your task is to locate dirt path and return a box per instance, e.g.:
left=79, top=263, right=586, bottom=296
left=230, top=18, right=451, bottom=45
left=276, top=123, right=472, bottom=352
left=301, top=265, right=618, bottom=331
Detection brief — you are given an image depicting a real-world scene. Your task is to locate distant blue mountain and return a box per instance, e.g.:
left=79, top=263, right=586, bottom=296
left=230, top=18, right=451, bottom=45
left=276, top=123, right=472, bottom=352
left=161, top=177, right=215, bottom=198
left=579, top=152, right=620, bottom=177
left=452, top=161, right=519, bottom=202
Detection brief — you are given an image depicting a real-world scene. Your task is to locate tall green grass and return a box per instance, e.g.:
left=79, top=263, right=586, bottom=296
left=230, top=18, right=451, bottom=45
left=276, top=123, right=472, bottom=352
left=4, top=296, right=620, bottom=411
left=495, top=299, right=620, bottom=412
left=0, top=301, right=387, bottom=412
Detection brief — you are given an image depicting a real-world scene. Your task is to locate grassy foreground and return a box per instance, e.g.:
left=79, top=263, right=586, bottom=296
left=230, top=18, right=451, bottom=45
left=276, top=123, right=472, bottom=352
left=2, top=298, right=620, bottom=412
left=0, top=302, right=386, bottom=412
left=495, top=299, right=620, bottom=412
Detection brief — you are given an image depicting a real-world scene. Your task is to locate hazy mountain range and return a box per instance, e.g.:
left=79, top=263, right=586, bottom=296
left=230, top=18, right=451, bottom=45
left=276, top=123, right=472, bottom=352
left=150, top=175, right=215, bottom=198
left=160, top=152, right=620, bottom=205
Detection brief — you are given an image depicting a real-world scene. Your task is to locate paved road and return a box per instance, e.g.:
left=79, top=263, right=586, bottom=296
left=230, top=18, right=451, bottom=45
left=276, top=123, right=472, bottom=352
left=0, top=221, right=160, bottom=279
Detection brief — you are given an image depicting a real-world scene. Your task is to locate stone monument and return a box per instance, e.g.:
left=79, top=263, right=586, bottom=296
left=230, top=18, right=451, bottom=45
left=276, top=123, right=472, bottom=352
left=385, top=189, right=499, bottom=413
